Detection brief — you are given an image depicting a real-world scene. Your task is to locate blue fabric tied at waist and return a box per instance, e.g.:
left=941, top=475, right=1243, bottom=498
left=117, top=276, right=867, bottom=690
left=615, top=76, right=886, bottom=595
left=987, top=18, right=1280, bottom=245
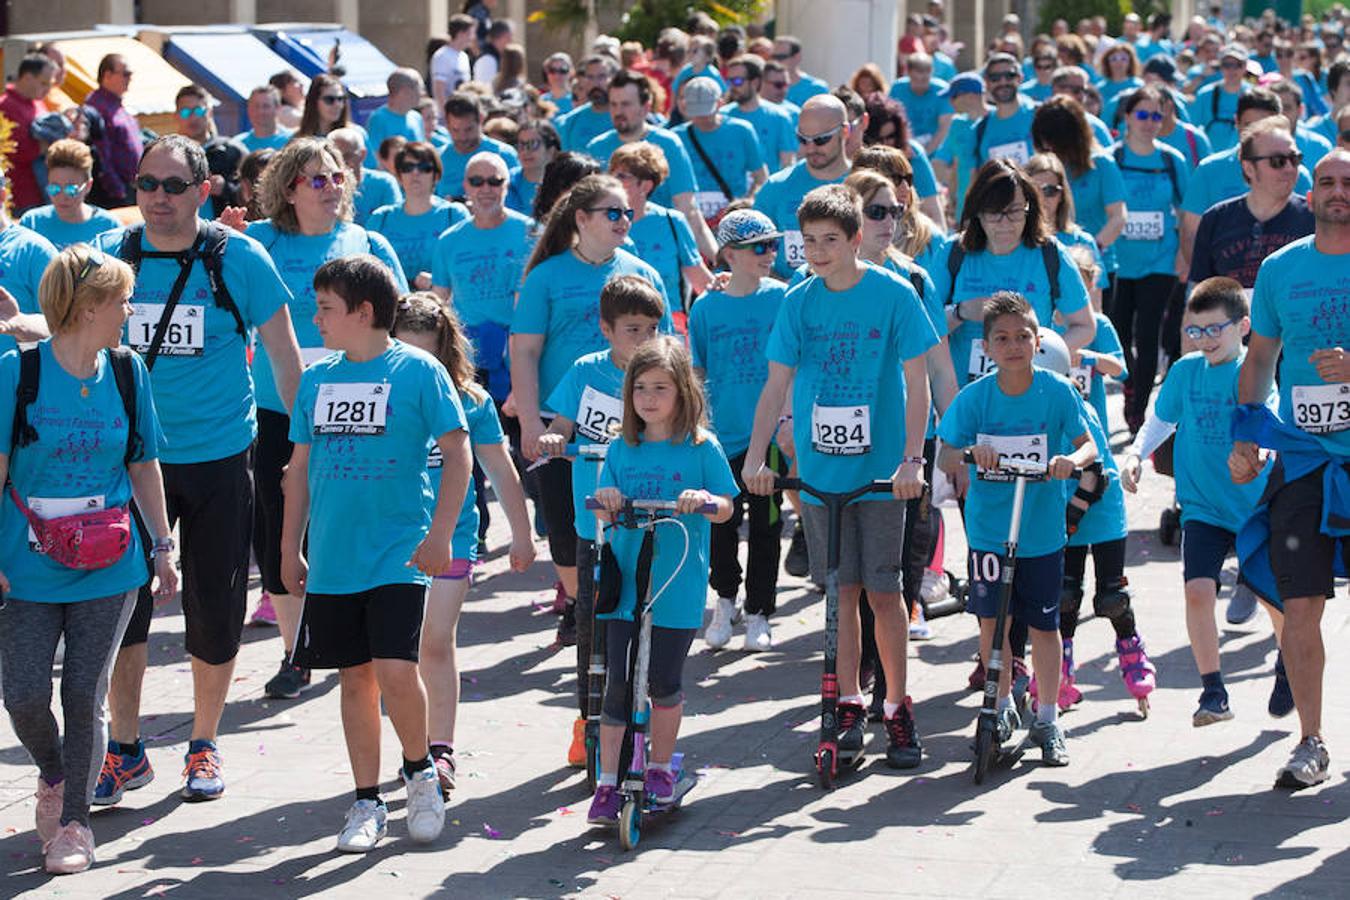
left=1231, top=403, right=1350, bottom=607
left=467, top=321, right=511, bottom=404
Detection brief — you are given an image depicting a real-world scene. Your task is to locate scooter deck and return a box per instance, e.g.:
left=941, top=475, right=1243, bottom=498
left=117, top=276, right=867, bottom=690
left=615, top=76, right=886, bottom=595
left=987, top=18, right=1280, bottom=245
left=644, top=771, right=698, bottom=814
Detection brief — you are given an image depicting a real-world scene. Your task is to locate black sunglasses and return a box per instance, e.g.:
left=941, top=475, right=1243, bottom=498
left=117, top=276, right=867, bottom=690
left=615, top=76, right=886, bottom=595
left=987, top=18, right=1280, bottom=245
left=863, top=203, right=904, bottom=221
left=74, top=248, right=106, bottom=287
left=320, top=94, right=346, bottom=105
left=797, top=124, right=842, bottom=146
left=986, top=71, right=1019, bottom=82
left=1244, top=152, right=1303, bottom=169
left=467, top=175, right=506, bottom=187
left=545, top=65, right=572, bottom=75
left=398, top=161, right=437, bottom=174
left=586, top=205, right=635, bottom=222
left=135, top=174, right=197, bottom=195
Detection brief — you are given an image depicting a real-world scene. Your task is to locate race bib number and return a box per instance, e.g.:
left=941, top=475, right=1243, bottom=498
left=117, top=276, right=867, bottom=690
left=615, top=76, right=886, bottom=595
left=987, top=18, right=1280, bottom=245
left=987, top=140, right=1029, bottom=166
left=783, top=230, right=807, bottom=268
left=576, top=385, right=622, bottom=442
left=975, top=433, right=1048, bottom=482
left=128, top=304, right=205, bottom=357
left=301, top=347, right=331, bottom=366
left=1123, top=210, right=1165, bottom=241
left=694, top=190, right=729, bottom=219
left=313, top=382, right=389, bottom=435
left=1292, top=383, right=1350, bottom=434
left=968, top=340, right=997, bottom=382
left=812, top=403, right=871, bottom=456
left=27, top=495, right=103, bottom=551
left=427, top=445, right=443, bottom=469
left=1069, top=365, right=1092, bottom=398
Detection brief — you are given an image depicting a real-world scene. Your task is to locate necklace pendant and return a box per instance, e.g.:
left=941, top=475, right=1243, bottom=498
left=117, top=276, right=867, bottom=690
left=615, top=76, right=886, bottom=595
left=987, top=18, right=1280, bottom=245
left=80, top=385, right=90, bottom=398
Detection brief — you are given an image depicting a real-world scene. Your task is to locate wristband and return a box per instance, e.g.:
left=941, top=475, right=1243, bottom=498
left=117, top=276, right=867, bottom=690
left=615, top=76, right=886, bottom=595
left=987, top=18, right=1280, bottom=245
left=902, top=456, right=925, bottom=466
left=150, top=537, right=176, bottom=558
left=951, top=303, right=965, bottom=323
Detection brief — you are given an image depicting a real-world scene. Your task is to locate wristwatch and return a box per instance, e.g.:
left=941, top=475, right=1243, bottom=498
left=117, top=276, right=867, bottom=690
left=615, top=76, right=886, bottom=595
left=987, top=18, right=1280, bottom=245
left=150, top=537, right=176, bottom=559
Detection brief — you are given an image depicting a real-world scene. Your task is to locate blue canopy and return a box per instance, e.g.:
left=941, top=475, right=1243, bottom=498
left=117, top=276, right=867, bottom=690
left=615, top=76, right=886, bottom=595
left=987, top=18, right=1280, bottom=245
left=163, top=29, right=301, bottom=136
left=252, top=26, right=394, bottom=125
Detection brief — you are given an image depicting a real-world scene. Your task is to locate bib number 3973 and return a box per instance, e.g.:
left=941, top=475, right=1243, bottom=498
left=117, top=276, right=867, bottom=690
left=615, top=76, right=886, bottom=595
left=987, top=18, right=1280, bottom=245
left=975, top=432, right=1048, bottom=482
left=812, top=403, right=871, bottom=455
left=1292, top=383, right=1350, bottom=434
left=314, top=383, right=389, bottom=435
left=128, top=304, right=205, bottom=357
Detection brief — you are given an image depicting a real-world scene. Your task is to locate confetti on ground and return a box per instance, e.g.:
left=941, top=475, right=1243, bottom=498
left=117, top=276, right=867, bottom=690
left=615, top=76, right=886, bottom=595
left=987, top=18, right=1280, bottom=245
left=140, top=817, right=156, bottom=826
left=190, top=857, right=203, bottom=865
left=716, top=829, right=740, bottom=837
left=1126, top=803, right=1142, bottom=813
left=1206, top=808, right=1224, bottom=816
left=483, top=823, right=502, bottom=839
left=557, top=806, right=574, bottom=816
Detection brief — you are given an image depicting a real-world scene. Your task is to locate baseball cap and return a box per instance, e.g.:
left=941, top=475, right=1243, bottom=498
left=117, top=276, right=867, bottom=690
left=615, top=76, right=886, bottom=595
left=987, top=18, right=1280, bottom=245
left=683, top=77, right=723, bottom=117
left=941, top=72, right=984, bottom=98
left=1221, top=43, right=1249, bottom=62
left=717, top=209, right=780, bottom=247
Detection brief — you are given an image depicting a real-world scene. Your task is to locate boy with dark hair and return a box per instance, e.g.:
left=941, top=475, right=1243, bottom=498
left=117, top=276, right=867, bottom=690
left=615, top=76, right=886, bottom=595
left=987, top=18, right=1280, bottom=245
left=281, top=255, right=471, bottom=853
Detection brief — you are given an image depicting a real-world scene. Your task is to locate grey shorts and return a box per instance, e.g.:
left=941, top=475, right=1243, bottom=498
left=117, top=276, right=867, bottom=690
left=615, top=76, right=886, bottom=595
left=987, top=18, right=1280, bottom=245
left=800, top=499, right=905, bottom=593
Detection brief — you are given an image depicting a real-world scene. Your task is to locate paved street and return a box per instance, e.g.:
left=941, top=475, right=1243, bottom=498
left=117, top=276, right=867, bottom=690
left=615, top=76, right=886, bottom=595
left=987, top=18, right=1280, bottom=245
left=3, top=422, right=1349, bottom=899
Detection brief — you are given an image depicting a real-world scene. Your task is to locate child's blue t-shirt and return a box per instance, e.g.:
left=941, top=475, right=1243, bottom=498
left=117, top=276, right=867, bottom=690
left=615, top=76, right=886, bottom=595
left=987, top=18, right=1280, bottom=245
left=1153, top=350, right=1273, bottom=532
left=1055, top=311, right=1126, bottom=429
left=937, top=368, right=1093, bottom=557
left=1057, top=225, right=1110, bottom=290
left=433, top=388, right=505, bottom=560
left=545, top=349, right=626, bottom=542
left=766, top=265, right=938, bottom=502
left=512, top=249, right=669, bottom=407
left=597, top=432, right=738, bottom=629
left=289, top=339, right=468, bottom=594
left=1067, top=401, right=1127, bottom=548
left=0, top=224, right=59, bottom=356
left=1113, top=143, right=1189, bottom=278
left=246, top=220, right=408, bottom=414
left=688, top=278, right=787, bottom=457
left=0, top=342, right=164, bottom=603
left=365, top=199, right=468, bottom=281
left=18, top=206, right=122, bottom=250
left=93, top=226, right=290, bottom=463
left=1250, top=236, right=1350, bottom=458
left=431, top=209, right=536, bottom=328
left=627, top=205, right=699, bottom=316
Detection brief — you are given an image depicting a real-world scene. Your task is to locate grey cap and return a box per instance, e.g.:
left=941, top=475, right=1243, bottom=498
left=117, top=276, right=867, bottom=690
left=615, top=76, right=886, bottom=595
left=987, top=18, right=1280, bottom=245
left=683, top=76, right=724, bottom=117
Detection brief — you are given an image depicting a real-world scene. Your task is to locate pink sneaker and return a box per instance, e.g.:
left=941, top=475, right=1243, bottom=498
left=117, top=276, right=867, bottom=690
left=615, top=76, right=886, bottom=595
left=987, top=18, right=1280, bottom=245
left=44, top=821, right=95, bottom=874
left=35, top=778, right=63, bottom=843
left=1058, top=639, right=1083, bottom=711
left=1117, top=635, right=1156, bottom=701
left=250, top=592, right=278, bottom=627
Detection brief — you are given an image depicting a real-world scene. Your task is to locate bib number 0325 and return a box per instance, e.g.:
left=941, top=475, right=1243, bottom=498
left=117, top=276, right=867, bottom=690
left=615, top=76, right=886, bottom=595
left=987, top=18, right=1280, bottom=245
left=314, top=383, right=389, bottom=435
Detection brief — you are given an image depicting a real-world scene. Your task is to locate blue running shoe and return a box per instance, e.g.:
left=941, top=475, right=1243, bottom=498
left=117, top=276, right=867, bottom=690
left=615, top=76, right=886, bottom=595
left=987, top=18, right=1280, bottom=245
left=1269, top=653, right=1295, bottom=719
left=1193, top=689, right=1234, bottom=727
left=181, top=739, right=224, bottom=801
left=92, top=740, right=154, bottom=806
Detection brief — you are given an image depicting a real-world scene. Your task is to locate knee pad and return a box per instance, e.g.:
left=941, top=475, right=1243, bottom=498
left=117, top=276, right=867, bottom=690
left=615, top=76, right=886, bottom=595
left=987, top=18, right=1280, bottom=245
left=1093, top=576, right=1132, bottom=619
left=1060, top=578, right=1085, bottom=615
left=1065, top=463, right=1107, bottom=536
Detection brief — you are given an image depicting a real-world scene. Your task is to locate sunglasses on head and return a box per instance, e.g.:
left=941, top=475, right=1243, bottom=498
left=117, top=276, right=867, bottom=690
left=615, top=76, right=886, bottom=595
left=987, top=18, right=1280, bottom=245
left=586, top=205, right=634, bottom=222
left=46, top=182, right=86, bottom=197
left=467, top=175, right=506, bottom=187
left=73, top=247, right=106, bottom=288
left=863, top=203, right=904, bottom=221
left=397, top=161, right=437, bottom=174
left=292, top=171, right=347, bottom=190
left=797, top=124, right=843, bottom=146
left=320, top=94, right=346, bottom=105
left=135, top=174, right=197, bottom=195
left=1133, top=109, right=1164, bottom=122
left=1182, top=318, right=1238, bottom=340
left=731, top=240, right=775, bottom=255
left=1245, top=152, right=1302, bottom=169
left=177, top=105, right=208, bottom=119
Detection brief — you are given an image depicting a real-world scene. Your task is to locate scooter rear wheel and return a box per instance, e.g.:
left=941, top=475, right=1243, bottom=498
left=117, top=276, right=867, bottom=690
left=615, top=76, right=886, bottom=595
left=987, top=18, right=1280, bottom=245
left=973, top=716, right=995, bottom=785
left=619, top=797, right=642, bottom=850
left=817, top=749, right=835, bottom=790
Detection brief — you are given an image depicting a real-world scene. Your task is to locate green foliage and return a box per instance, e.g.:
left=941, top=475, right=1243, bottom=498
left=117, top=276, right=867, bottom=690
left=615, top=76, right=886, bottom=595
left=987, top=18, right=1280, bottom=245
left=1037, top=0, right=1134, bottom=35
left=616, top=1, right=769, bottom=49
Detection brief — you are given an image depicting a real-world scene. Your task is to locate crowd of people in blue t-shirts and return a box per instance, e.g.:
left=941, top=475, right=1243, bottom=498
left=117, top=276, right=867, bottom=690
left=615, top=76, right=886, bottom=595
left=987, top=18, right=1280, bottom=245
left=2, top=0, right=1349, bottom=873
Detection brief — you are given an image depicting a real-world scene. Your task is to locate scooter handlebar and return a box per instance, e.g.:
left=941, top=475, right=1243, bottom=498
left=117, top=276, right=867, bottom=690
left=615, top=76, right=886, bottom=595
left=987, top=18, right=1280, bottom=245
left=960, top=450, right=1083, bottom=479
left=773, top=477, right=894, bottom=505
left=584, top=497, right=719, bottom=514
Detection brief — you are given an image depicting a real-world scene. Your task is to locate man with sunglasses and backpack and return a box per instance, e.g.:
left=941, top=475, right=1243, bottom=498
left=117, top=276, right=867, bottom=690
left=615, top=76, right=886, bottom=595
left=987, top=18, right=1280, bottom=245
left=90, top=134, right=303, bottom=808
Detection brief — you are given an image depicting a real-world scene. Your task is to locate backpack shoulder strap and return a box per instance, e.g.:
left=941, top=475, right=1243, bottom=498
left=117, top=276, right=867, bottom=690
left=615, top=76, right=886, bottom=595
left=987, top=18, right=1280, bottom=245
left=1184, top=126, right=1199, bottom=165
left=1162, top=150, right=1181, bottom=205
left=1113, top=144, right=1125, bottom=167
left=10, top=347, right=41, bottom=455
left=198, top=221, right=246, bottom=337
left=909, top=269, right=925, bottom=302
left=1041, top=242, right=1061, bottom=302
left=945, top=240, right=966, bottom=306
left=973, top=116, right=989, bottom=161
left=108, top=347, right=142, bottom=467
left=117, top=225, right=145, bottom=273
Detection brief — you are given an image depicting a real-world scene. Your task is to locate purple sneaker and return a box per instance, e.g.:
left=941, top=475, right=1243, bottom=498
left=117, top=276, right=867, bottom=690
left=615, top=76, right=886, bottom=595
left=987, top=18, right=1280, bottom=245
left=587, top=785, right=621, bottom=825
left=644, top=767, right=676, bottom=804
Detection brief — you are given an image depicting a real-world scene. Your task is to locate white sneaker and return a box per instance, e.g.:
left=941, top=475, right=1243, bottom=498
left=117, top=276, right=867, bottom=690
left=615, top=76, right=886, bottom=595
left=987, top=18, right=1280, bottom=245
left=336, top=799, right=387, bottom=853
left=705, top=596, right=736, bottom=649
left=743, top=613, right=772, bottom=651
left=43, top=821, right=94, bottom=874
left=403, top=766, right=445, bottom=843
left=909, top=603, right=933, bottom=641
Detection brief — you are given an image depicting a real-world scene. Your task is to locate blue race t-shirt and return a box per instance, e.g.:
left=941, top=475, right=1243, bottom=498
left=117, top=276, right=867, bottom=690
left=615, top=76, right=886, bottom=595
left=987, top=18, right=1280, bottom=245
left=1160, top=121, right=1213, bottom=169
left=596, top=431, right=738, bottom=629
left=932, top=116, right=978, bottom=222
left=688, top=278, right=786, bottom=457
left=0, top=224, right=59, bottom=355
left=586, top=127, right=696, bottom=209
left=0, top=342, right=163, bottom=603
left=94, top=226, right=290, bottom=463
left=557, top=103, right=613, bottom=152
left=786, top=73, right=829, bottom=108
left=1056, top=311, right=1126, bottom=429
left=1182, top=147, right=1312, bottom=217
left=1067, top=152, right=1127, bottom=273
left=431, top=209, right=536, bottom=327
left=363, top=106, right=424, bottom=168
left=1067, top=401, right=1128, bottom=547
left=723, top=101, right=796, bottom=170
left=928, top=239, right=1091, bottom=385
left=353, top=169, right=403, bottom=226
left=513, top=249, right=669, bottom=405
left=235, top=128, right=293, bottom=153
left=365, top=199, right=468, bottom=281
left=973, top=96, right=1038, bottom=166
left=1057, top=225, right=1109, bottom=290
left=766, top=265, right=938, bottom=502
left=435, top=136, right=521, bottom=197
left=938, top=368, right=1093, bottom=556
left=628, top=204, right=699, bottom=316
left=1189, top=82, right=1248, bottom=150
left=1113, top=142, right=1189, bottom=278
left=437, top=388, right=505, bottom=560
left=290, top=339, right=467, bottom=594
left=888, top=78, right=950, bottom=144
left=673, top=117, right=763, bottom=202
left=506, top=169, right=538, bottom=216
left=18, top=206, right=122, bottom=250
left=1153, top=350, right=1271, bottom=531
left=752, top=160, right=846, bottom=275
left=545, top=349, right=626, bottom=541
left=1250, top=237, right=1350, bottom=458
left=247, top=220, right=408, bottom=414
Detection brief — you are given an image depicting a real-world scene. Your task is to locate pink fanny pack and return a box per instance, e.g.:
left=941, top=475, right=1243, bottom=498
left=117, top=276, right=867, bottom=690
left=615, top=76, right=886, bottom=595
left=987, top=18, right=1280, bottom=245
left=9, top=487, right=132, bottom=571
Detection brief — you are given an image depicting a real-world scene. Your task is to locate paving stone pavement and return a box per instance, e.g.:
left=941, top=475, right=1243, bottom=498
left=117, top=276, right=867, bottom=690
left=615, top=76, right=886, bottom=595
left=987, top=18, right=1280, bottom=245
left=2, top=423, right=1348, bottom=898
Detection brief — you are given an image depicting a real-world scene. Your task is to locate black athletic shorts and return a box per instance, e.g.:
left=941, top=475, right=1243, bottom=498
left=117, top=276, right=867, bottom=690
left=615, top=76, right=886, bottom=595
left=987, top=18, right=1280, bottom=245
left=1266, top=460, right=1350, bottom=601
left=291, top=583, right=427, bottom=669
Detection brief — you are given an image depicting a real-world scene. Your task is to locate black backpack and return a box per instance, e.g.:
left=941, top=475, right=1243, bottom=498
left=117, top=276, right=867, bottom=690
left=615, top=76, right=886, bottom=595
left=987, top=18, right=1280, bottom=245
left=945, top=239, right=1061, bottom=306
left=11, top=347, right=141, bottom=466
left=1113, top=144, right=1182, bottom=206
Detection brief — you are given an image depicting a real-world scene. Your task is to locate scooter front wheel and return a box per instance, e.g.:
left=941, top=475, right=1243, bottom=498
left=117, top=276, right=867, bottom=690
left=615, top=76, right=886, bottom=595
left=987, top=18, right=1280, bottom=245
left=972, top=716, right=995, bottom=785
left=618, top=797, right=642, bottom=850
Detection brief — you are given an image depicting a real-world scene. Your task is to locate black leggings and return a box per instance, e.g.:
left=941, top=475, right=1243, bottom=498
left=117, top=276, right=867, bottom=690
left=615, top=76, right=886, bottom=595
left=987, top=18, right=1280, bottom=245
left=709, top=448, right=786, bottom=616
left=574, top=538, right=596, bottom=718
left=1110, top=273, right=1178, bottom=422
left=1062, top=538, right=1136, bottom=642
left=536, top=447, right=578, bottom=569
left=601, top=620, right=696, bottom=724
